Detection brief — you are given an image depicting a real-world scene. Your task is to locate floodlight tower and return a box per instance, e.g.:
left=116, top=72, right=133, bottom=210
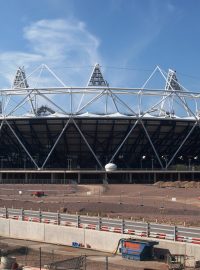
left=165, top=69, right=181, bottom=91
left=87, top=63, right=109, bottom=86
left=77, top=63, right=109, bottom=113
left=12, top=67, right=29, bottom=89
left=160, top=69, right=190, bottom=117
left=12, top=66, right=37, bottom=116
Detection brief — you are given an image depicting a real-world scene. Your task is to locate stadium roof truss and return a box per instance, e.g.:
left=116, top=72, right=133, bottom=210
left=0, top=64, right=200, bottom=170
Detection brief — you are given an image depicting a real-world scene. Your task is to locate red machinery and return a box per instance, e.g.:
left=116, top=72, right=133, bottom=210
left=31, top=191, right=45, bottom=197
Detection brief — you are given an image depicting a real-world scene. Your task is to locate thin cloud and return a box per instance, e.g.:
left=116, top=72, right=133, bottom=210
left=0, top=18, right=101, bottom=87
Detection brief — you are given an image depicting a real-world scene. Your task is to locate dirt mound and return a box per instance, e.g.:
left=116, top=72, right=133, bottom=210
left=154, top=181, right=177, bottom=188
left=154, top=180, right=199, bottom=188
left=153, top=181, right=163, bottom=187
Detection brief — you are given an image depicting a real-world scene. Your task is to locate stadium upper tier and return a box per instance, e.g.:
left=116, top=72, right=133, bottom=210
left=0, top=64, right=200, bottom=119
left=0, top=64, right=200, bottom=171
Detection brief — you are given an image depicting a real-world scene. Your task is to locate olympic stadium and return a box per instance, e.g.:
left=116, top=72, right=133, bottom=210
left=0, top=64, right=200, bottom=183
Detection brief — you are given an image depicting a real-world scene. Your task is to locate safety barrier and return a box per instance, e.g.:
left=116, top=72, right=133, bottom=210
left=0, top=207, right=199, bottom=245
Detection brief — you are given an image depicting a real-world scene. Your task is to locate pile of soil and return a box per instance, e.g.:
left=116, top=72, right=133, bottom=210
left=154, top=180, right=200, bottom=188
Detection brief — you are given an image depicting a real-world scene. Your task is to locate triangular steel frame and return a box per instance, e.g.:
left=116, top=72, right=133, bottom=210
left=0, top=64, right=199, bottom=170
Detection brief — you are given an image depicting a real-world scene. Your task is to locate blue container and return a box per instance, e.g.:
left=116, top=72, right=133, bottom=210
left=72, top=242, right=80, bottom=248
left=120, top=239, right=158, bottom=261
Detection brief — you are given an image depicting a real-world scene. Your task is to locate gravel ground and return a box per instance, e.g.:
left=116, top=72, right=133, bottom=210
left=0, top=183, right=199, bottom=226
left=0, top=183, right=196, bottom=269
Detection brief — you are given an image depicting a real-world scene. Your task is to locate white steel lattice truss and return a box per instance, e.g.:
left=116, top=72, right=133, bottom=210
left=1, top=63, right=200, bottom=170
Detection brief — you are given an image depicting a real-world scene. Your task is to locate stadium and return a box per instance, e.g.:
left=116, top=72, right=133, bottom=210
left=0, top=64, right=200, bottom=184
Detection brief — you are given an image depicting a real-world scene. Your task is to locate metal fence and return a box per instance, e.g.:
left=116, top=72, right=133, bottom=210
left=47, top=256, right=86, bottom=270
left=0, top=207, right=200, bottom=245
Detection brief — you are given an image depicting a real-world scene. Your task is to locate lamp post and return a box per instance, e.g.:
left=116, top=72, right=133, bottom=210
left=0, top=156, right=3, bottom=169
left=23, top=157, right=26, bottom=170
left=140, top=155, right=146, bottom=169
left=67, top=158, right=72, bottom=170
left=119, top=154, right=123, bottom=169
left=151, top=157, right=154, bottom=170
left=188, top=158, right=191, bottom=170
left=194, top=156, right=198, bottom=169
left=161, top=155, right=168, bottom=169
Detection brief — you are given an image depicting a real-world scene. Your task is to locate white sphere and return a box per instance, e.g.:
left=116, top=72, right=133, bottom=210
left=105, top=163, right=117, bottom=172
left=19, top=190, right=22, bottom=195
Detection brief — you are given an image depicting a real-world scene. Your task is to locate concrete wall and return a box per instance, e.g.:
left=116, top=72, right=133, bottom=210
left=0, top=218, right=200, bottom=263
left=9, top=220, right=45, bottom=242
left=0, top=218, right=10, bottom=237
left=44, top=224, right=85, bottom=246
left=85, top=230, right=124, bottom=252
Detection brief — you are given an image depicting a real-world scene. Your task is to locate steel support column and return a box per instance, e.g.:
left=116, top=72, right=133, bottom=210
left=72, top=118, right=103, bottom=169
left=166, top=122, right=198, bottom=168
left=5, top=120, right=39, bottom=169
left=41, top=118, right=71, bottom=169
left=140, top=120, right=164, bottom=168
left=109, top=120, right=139, bottom=163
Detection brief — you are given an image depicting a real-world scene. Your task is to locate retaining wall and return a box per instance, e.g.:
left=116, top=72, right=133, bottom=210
left=0, top=218, right=200, bottom=262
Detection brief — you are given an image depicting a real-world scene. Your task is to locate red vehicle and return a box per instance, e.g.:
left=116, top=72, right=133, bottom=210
left=31, top=191, right=45, bottom=197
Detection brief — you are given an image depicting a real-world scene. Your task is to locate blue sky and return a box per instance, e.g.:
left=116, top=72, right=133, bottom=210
left=0, top=0, right=200, bottom=89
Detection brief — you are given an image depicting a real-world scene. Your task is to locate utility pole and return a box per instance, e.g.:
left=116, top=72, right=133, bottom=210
left=105, top=256, right=108, bottom=270
left=39, top=247, right=41, bottom=270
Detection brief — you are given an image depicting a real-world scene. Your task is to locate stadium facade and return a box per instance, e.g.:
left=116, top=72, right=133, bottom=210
left=0, top=64, right=200, bottom=183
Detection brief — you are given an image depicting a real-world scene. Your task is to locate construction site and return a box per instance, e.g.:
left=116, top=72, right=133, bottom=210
left=0, top=237, right=170, bottom=270
left=0, top=65, right=200, bottom=269
left=0, top=183, right=199, bottom=269
left=0, top=183, right=200, bottom=226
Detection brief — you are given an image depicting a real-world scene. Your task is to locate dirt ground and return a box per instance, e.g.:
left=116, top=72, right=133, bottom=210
left=0, top=183, right=199, bottom=226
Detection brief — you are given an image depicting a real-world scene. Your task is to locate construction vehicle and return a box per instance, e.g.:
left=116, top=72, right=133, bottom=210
left=31, top=191, right=45, bottom=197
